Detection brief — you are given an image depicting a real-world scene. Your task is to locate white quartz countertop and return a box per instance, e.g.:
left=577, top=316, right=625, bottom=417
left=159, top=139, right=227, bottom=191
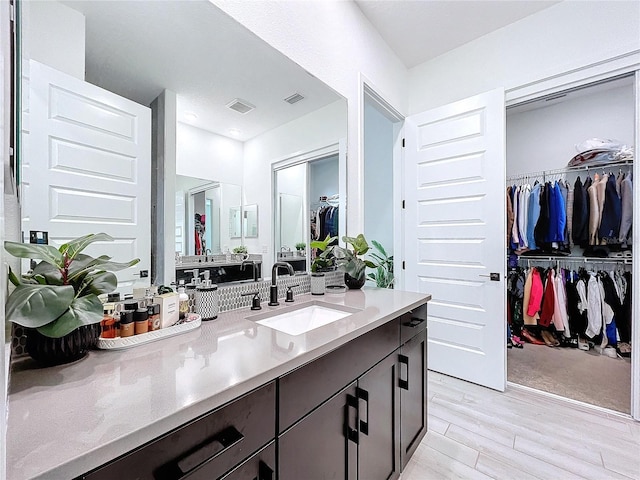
left=7, top=288, right=430, bottom=480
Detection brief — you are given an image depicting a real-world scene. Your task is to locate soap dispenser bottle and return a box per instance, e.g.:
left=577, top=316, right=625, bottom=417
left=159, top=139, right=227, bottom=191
left=178, top=280, right=189, bottom=320
left=195, top=271, right=219, bottom=321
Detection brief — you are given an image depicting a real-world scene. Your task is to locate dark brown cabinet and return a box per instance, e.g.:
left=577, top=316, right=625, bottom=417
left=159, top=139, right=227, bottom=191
left=399, top=328, right=428, bottom=468
left=279, top=382, right=358, bottom=480
left=357, top=353, right=401, bottom=480
left=218, top=442, right=275, bottom=480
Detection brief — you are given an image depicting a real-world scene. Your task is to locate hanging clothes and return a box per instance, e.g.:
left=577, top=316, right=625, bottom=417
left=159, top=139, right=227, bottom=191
left=572, top=176, right=589, bottom=247
left=619, top=173, right=633, bottom=245
left=599, top=173, right=622, bottom=242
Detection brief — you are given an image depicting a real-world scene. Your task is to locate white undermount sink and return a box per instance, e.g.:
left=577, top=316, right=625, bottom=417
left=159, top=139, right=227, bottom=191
left=248, top=301, right=361, bottom=336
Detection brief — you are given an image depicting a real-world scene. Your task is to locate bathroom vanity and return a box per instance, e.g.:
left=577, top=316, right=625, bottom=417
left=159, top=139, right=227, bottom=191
left=6, top=288, right=430, bottom=480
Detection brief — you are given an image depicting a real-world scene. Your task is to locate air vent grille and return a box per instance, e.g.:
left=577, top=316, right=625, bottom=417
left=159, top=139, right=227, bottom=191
left=284, top=93, right=305, bottom=104
left=226, top=98, right=255, bottom=114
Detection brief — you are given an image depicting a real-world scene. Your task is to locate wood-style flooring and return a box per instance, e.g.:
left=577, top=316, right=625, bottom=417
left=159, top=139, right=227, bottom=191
left=401, top=371, right=640, bottom=480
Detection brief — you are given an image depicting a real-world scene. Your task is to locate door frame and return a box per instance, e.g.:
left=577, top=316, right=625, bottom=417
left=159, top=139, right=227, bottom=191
left=505, top=59, right=640, bottom=420
left=360, top=76, right=405, bottom=289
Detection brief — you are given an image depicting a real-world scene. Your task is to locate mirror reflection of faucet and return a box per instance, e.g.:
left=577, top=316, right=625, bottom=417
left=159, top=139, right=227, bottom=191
left=269, top=262, right=295, bottom=306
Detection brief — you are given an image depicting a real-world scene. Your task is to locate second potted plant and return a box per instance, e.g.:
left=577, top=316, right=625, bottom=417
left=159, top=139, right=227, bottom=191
left=333, top=234, right=376, bottom=289
left=309, top=235, right=336, bottom=295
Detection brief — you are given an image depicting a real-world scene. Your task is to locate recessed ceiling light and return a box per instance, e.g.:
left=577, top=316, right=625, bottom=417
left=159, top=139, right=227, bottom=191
left=184, top=112, right=198, bottom=121
left=228, top=128, right=241, bottom=137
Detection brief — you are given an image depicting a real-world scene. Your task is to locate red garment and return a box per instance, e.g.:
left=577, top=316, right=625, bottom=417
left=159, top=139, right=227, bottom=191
left=526, top=268, right=544, bottom=317
left=539, top=270, right=556, bottom=327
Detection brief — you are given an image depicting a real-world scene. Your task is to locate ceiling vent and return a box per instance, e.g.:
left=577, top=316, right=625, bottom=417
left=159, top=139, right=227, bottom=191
left=226, top=98, right=255, bottom=114
left=284, top=93, right=305, bottom=105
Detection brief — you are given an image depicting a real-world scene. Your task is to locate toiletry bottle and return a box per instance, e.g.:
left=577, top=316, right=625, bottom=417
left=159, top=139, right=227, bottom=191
left=148, top=304, right=161, bottom=331
left=178, top=281, right=189, bottom=319
left=100, top=308, right=115, bottom=338
left=195, top=271, right=219, bottom=321
left=134, top=308, right=149, bottom=335
left=119, top=311, right=135, bottom=337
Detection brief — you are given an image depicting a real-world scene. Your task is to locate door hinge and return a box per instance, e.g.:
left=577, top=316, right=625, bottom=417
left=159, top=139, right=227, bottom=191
left=402, top=200, right=405, bottom=209
left=402, top=138, right=405, bottom=148
left=402, top=261, right=406, bottom=270
left=9, top=1, right=15, bottom=22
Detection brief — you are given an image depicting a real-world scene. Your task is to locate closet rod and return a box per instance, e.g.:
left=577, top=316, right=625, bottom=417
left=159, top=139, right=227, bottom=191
left=506, top=159, right=633, bottom=183
left=517, top=256, right=631, bottom=265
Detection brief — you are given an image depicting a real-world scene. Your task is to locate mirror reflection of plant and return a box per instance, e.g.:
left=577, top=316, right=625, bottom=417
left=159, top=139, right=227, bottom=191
left=4, top=233, right=140, bottom=338
left=366, top=240, right=394, bottom=288
left=232, top=245, right=248, bottom=254
left=309, top=235, right=336, bottom=273
left=332, top=234, right=376, bottom=280
left=295, top=242, right=306, bottom=251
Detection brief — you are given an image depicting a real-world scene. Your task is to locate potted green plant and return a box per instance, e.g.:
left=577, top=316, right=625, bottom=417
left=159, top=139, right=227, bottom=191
left=333, top=234, right=376, bottom=289
left=5, top=233, right=140, bottom=366
left=367, top=240, right=394, bottom=288
left=232, top=245, right=248, bottom=261
left=295, top=242, right=306, bottom=256
left=309, top=235, right=336, bottom=295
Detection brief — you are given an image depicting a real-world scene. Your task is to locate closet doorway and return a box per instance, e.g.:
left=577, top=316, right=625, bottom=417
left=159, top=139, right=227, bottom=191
left=505, top=74, right=636, bottom=415
left=273, top=148, right=344, bottom=271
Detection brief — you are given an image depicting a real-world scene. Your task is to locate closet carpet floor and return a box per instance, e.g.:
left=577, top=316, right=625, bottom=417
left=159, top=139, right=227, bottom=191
left=401, top=371, right=639, bottom=480
left=507, top=344, right=631, bottom=414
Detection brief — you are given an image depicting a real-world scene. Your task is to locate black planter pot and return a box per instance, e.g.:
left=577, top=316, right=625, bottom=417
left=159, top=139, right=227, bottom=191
left=344, top=272, right=366, bottom=290
left=26, top=323, right=101, bottom=367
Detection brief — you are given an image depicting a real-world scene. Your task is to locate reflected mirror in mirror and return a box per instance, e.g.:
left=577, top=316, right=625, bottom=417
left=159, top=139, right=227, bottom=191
left=229, top=206, right=242, bottom=239
left=243, top=204, right=259, bottom=238
left=20, top=0, right=346, bottom=284
left=279, top=194, right=304, bottom=251
left=175, top=175, right=241, bottom=255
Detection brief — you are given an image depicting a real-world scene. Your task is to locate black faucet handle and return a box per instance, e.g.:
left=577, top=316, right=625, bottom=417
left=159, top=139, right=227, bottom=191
left=242, top=291, right=262, bottom=310
left=285, top=285, right=299, bottom=303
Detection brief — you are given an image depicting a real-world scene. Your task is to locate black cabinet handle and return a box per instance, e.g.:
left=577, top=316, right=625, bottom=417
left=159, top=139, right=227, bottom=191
left=403, top=317, right=425, bottom=328
left=356, top=387, right=369, bottom=436
left=155, top=426, right=244, bottom=479
left=344, top=394, right=359, bottom=444
left=253, top=460, right=274, bottom=480
left=399, top=354, right=409, bottom=390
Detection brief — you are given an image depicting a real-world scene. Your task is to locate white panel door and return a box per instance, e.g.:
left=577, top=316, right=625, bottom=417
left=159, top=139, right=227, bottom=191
left=404, top=88, right=506, bottom=391
left=25, top=60, right=151, bottom=293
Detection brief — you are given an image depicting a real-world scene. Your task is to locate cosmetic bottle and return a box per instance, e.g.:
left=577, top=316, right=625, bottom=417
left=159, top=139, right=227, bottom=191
left=178, top=282, right=189, bottom=320
left=195, top=271, right=219, bottom=321
left=134, top=308, right=149, bottom=335
left=100, top=308, right=116, bottom=338
left=119, top=311, right=135, bottom=337
left=148, top=304, right=161, bottom=331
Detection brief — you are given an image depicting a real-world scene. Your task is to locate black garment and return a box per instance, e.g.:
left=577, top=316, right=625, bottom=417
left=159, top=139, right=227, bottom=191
left=619, top=272, right=632, bottom=343
left=572, top=176, right=589, bottom=247
left=565, top=271, right=587, bottom=337
left=600, top=273, right=624, bottom=340
left=534, top=184, right=551, bottom=252
left=507, top=269, right=525, bottom=336
left=598, top=174, right=622, bottom=242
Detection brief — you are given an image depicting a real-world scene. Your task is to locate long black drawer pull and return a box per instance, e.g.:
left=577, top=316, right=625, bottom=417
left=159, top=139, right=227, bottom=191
left=399, top=354, right=409, bottom=390
left=344, top=394, right=359, bottom=444
left=157, top=425, right=244, bottom=479
left=403, top=317, right=425, bottom=328
left=356, top=387, right=369, bottom=436
left=253, top=460, right=274, bottom=480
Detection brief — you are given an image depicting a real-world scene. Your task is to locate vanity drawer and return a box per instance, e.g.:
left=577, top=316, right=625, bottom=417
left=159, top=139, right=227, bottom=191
left=400, top=303, right=427, bottom=345
left=81, top=382, right=275, bottom=480
left=278, top=318, right=399, bottom=433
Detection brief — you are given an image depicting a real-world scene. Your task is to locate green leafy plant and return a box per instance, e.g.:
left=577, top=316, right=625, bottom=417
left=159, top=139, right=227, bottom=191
left=5, top=233, right=139, bottom=338
left=333, top=234, right=376, bottom=280
left=367, top=240, right=394, bottom=288
left=295, top=242, right=306, bottom=251
left=232, top=245, right=248, bottom=254
left=309, top=235, right=337, bottom=273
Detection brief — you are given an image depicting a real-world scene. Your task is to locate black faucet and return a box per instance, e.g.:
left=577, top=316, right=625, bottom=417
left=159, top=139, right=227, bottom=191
left=269, top=262, right=295, bottom=306
left=240, top=260, right=259, bottom=282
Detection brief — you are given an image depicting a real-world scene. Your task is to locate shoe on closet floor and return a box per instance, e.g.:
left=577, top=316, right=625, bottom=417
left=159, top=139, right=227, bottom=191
left=540, top=330, right=559, bottom=347
left=603, top=347, right=618, bottom=359
left=617, top=342, right=631, bottom=358
left=521, top=329, right=545, bottom=345
left=577, top=337, right=590, bottom=351
left=510, top=336, right=524, bottom=348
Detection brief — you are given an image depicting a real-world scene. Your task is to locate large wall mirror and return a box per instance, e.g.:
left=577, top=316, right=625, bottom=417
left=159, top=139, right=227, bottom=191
left=19, top=0, right=347, bottom=285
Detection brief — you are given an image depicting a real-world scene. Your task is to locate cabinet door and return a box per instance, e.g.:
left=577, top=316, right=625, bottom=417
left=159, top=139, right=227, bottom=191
left=218, top=442, right=275, bottom=480
left=357, top=353, right=400, bottom=480
left=279, top=382, right=358, bottom=480
left=399, top=329, right=428, bottom=469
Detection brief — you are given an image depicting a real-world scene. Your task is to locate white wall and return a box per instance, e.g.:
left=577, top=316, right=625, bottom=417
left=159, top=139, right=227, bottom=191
left=176, top=122, right=244, bottom=185
left=363, top=101, right=393, bottom=256
left=243, top=100, right=346, bottom=271
left=309, top=155, right=338, bottom=202
left=213, top=0, right=408, bottom=235
left=408, top=1, right=640, bottom=113
left=507, top=83, right=635, bottom=176
left=21, top=0, right=85, bottom=79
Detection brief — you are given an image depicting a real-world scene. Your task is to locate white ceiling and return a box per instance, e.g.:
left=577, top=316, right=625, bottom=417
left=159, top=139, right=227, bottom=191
left=61, top=1, right=342, bottom=142
left=355, top=0, right=561, bottom=68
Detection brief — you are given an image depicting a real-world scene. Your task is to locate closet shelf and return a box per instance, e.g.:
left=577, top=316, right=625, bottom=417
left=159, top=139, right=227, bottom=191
left=506, top=159, right=633, bottom=183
